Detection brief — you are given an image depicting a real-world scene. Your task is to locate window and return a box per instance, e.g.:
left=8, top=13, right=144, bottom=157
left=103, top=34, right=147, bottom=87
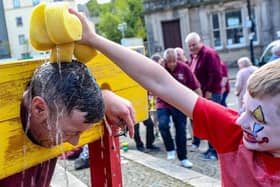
left=16, top=17, right=23, bottom=27
left=32, top=0, right=40, bottom=6
left=0, top=40, right=10, bottom=58
left=13, top=0, right=20, bottom=8
left=225, top=10, right=244, bottom=46
left=210, top=7, right=259, bottom=49
left=212, top=13, right=222, bottom=48
left=18, top=34, right=26, bottom=45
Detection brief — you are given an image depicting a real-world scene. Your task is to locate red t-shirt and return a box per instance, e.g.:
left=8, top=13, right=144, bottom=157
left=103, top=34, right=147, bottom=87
left=193, top=97, right=280, bottom=187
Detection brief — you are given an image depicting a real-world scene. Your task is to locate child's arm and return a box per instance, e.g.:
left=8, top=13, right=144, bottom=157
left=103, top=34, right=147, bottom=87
left=70, top=9, right=199, bottom=118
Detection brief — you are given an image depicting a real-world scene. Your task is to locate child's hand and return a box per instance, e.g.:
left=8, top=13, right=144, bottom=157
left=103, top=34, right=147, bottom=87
left=68, top=8, right=97, bottom=47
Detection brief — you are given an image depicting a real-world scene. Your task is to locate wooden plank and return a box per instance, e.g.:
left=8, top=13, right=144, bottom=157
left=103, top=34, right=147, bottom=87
left=0, top=53, right=148, bottom=179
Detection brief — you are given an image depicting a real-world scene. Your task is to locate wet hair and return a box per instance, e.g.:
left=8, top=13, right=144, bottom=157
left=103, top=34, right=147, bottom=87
left=28, top=60, right=105, bottom=123
left=247, top=60, right=280, bottom=99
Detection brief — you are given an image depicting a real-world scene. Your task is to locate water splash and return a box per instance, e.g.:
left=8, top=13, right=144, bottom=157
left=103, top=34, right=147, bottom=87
left=20, top=47, right=71, bottom=186
left=42, top=160, right=51, bottom=187
left=31, top=176, right=35, bottom=187
left=21, top=85, right=33, bottom=187
left=99, top=124, right=104, bottom=149
left=43, top=51, right=49, bottom=64
left=55, top=46, right=62, bottom=77
left=104, top=167, right=108, bottom=187
left=53, top=102, right=70, bottom=187
left=103, top=116, right=117, bottom=151
left=103, top=116, right=112, bottom=136
left=60, top=159, right=70, bottom=187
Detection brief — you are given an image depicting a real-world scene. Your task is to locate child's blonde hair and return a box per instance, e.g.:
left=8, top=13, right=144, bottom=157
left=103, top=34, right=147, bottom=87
left=247, top=60, right=280, bottom=98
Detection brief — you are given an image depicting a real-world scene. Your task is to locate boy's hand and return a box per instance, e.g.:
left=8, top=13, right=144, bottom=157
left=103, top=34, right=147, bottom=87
left=68, top=8, right=97, bottom=46
left=102, top=90, right=136, bottom=138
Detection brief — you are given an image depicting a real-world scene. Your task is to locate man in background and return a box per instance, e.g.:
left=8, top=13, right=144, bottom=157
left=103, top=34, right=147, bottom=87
left=185, top=32, right=223, bottom=161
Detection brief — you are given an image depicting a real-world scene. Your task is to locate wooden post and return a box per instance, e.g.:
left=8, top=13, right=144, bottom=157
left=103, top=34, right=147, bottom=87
left=0, top=55, right=147, bottom=179
left=89, top=122, right=122, bottom=187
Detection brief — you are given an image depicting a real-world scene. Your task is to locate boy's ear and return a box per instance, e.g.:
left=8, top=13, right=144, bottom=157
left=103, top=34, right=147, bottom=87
left=31, top=96, right=48, bottom=120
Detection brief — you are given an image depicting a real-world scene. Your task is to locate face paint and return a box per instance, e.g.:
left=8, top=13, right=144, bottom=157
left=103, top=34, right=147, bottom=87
left=252, top=122, right=264, bottom=138
left=236, top=92, right=280, bottom=156
left=252, top=105, right=266, bottom=124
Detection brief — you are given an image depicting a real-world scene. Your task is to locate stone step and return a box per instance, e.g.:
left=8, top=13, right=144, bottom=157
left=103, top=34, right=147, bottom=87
left=121, top=150, right=221, bottom=187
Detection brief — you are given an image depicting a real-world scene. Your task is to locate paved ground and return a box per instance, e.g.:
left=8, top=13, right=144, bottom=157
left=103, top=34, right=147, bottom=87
left=54, top=67, right=239, bottom=186
left=56, top=156, right=195, bottom=187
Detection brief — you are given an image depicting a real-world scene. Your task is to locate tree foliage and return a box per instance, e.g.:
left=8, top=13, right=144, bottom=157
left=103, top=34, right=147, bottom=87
left=87, top=0, right=146, bottom=43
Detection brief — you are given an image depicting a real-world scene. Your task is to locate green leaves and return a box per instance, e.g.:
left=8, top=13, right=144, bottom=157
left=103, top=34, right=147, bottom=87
left=87, top=0, right=146, bottom=43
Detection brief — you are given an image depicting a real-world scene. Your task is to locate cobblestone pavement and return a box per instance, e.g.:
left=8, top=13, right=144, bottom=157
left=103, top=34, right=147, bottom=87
left=56, top=67, right=239, bottom=186
left=57, top=157, right=191, bottom=187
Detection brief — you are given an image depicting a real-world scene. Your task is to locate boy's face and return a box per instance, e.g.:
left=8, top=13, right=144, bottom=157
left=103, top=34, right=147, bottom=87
left=236, top=92, right=280, bottom=155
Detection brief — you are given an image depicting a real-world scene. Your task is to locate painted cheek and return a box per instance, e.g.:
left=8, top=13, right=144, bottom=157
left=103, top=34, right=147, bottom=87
left=252, top=122, right=264, bottom=138
left=236, top=112, right=251, bottom=129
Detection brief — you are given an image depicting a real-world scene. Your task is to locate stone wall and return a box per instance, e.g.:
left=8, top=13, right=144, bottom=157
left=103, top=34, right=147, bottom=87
left=144, top=0, right=279, bottom=65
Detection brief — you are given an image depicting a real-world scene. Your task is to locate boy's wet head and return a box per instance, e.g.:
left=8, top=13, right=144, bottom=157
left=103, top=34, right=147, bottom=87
left=21, top=60, right=105, bottom=147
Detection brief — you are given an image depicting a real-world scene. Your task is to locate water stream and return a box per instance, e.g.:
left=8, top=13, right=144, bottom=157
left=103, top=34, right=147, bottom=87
left=20, top=51, right=70, bottom=186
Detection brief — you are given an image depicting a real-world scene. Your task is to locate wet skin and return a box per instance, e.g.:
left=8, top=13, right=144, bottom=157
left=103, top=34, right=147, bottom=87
left=30, top=109, right=92, bottom=147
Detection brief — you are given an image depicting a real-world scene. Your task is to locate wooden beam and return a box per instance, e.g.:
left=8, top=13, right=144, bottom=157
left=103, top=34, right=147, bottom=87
left=0, top=53, right=148, bottom=179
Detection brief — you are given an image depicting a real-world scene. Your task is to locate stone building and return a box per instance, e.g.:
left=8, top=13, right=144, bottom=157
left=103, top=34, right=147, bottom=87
left=143, top=0, right=280, bottom=64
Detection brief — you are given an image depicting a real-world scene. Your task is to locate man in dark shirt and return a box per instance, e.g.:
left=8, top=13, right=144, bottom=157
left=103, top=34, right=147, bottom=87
left=185, top=32, right=223, bottom=161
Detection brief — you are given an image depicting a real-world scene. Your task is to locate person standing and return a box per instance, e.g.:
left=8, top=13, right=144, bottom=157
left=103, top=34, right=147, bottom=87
left=157, top=48, right=201, bottom=168
left=268, top=44, right=280, bottom=62
left=235, top=57, right=258, bottom=111
left=134, top=116, right=160, bottom=152
left=185, top=32, right=223, bottom=160
left=220, top=61, right=230, bottom=107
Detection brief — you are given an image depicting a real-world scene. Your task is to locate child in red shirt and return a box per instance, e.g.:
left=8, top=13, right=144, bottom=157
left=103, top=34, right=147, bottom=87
left=72, top=8, right=280, bottom=186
